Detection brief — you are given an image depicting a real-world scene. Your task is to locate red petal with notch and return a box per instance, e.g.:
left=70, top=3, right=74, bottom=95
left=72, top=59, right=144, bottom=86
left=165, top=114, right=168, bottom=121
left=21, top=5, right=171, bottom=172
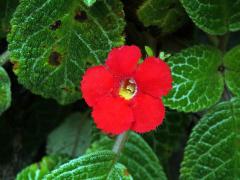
left=134, top=57, right=172, bottom=97
left=106, top=45, right=141, bottom=77
left=80, top=65, right=114, bottom=107
left=131, top=93, right=165, bottom=133
left=92, top=96, right=134, bottom=134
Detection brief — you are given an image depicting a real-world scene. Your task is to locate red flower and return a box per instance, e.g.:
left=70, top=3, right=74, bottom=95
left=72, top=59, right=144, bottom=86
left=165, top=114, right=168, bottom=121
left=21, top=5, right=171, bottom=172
left=81, top=45, right=172, bottom=134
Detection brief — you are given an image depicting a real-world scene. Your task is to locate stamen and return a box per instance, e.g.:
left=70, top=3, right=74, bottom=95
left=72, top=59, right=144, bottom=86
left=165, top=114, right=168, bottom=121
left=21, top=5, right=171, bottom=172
left=119, top=78, right=137, bottom=100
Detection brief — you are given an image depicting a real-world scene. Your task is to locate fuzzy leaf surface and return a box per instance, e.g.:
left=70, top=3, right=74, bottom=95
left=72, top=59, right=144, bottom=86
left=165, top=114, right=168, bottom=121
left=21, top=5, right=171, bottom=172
left=8, top=0, right=125, bottom=104
left=16, top=156, right=68, bottom=180
left=0, top=67, right=11, bottom=115
left=181, top=98, right=240, bottom=179
left=43, top=151, right=133, bottom=179
left=88, top=132, right=167, bottom=180
left=180, top=0, right=240, bottom=35
left=163, top=45, right=224, bottom=112
left=224, top=45, right=240, bottom=97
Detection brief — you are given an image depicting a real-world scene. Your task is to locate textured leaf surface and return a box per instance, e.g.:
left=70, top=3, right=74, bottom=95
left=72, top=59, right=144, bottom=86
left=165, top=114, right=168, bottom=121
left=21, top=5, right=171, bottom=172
left=0, top=67, right=11, bottom=115
left=8, top=0, right=125, bottom=104
left=44, top=151, right=133, bottom=179
left=180, top=98, right=240, bottom=179
left=83, top=0, right=96, bottom=7
left=16, top=155, right=68, bottom=180
left=180, top=0, right=240, bottom=35
left=47, top=112, right=92, bottom=157
left=0, top=0, right=18, bottom=38
left=88, top=132, right=167, bottom=180
left=224, top=45, right=240, bottom=97
left=137, top=0, right=186, bottom=33
left=163, top=45, right=224, bottom=112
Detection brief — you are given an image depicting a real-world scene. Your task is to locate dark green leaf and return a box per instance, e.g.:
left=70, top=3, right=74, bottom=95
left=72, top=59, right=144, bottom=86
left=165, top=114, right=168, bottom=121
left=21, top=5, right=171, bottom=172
left=163, top=45, right=224, bottom=112
left=0, top=67, right=11, bottom=115
left=181, top=98, right=240, bottom=179
left=88, top=132, right=167, bottom=180
left=47, top=112, right=92, bottom=157
left=137, top=0, right=187, bottom=33
left=43, top=151, right=133, bottom=179
left=180, top=0, right=240, bottom=35
left=16, top=155, right=69, bottom=180
left=8, top=0, right=125, bottom=104
left=223, top=45, right=240, bottom=97
left=0, top=0, right=18, bottom=38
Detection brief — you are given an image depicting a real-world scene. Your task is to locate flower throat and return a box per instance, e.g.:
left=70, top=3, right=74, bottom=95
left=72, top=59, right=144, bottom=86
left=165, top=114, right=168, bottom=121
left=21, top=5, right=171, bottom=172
left=119, top=78, right=137, bottom=100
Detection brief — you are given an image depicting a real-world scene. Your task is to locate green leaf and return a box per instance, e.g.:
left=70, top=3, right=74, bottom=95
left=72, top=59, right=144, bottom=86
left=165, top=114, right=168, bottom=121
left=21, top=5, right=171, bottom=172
left=16, top=155, right=69, bottom=180
left=83, top=0, right=96, bottom=7
left=0, top=0, right=18, bottom=38
left=8, top=0, right=125, bottom=104
left=223, top=45, right=240, bottom=97
left=163, top=45, right=224, bottom=112
left=145, top=46, right=154, bottom=56
left=180, top=98, right=240, bottom=179
left=47, top=112, right=92, bottom=157
left=43, top=150, right=133, bottom=179
left=180, top=0, right=240, bottom=35
left=88, top=132, right=167, bottom=180
left=137, top=0, right=187, bottom=33
left=0, top=67, right=11, bottom=115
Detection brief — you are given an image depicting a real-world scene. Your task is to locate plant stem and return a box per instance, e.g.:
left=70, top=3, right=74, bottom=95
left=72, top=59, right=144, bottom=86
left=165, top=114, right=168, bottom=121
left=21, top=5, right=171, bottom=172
left=0, top=50, right=10, bottom=66
left=112, top=131, right=129, bottom=156
left=218, top=33, right=230, bottom=52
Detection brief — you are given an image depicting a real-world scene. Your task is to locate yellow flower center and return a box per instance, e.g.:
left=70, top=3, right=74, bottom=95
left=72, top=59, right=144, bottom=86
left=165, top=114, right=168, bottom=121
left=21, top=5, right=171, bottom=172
left=119, top=78, right=137, bottom=100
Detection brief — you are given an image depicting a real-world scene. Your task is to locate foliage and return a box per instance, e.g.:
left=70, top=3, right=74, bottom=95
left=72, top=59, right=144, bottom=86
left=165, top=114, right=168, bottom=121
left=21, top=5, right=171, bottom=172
left=0, top=0, right=240, bottom=179
left=16, top=155, right=69, bottom=180
left=0, top=67, right=11, bottom=115
left=8, top=0, right=125, bottom=104
left=47, top=112, right=92, bottom=157
left=181, top=98, right=240, bottom=179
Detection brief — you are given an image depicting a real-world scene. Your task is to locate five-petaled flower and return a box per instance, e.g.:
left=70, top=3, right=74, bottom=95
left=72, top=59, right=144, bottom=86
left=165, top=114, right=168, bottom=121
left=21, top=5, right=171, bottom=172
left=80, top=45, right=172, bottom=134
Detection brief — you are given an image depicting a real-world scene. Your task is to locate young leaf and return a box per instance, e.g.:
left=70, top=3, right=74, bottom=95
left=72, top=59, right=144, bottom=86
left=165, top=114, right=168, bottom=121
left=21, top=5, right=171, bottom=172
left=163, top=45, right=224, bottom=112
left=43, top=151, right=133, bottom=179
left=180, top=98, right=240, bottom=179
left=180, top=0, right=240, bottom=35
left=8, top=0, right=125, bottom=104
left=83, top=0, right=96, bottom=7
left=88, top=132, right=167, bottom=180
left=223, top=45, right=240, bottom=97
left=0, top=0, right=18, bottom=38
left=0, top=67, right=11, bottom=115
left=47, top=112, right=92, bottom=157
left=16, top=155, right=69, bottom=180
left=137, top=0, right=187, bottom=33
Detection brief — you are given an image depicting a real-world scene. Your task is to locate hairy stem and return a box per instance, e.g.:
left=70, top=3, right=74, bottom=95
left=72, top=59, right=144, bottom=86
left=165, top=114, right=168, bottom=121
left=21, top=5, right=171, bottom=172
left=112, top=131, right=129, bottom=156
left=0, top=50, right=10, bottom=66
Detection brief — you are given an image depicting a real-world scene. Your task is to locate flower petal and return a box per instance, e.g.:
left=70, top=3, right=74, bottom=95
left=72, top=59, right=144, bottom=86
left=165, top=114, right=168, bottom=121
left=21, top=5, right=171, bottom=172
left=92, top=96, right=134, bottom=134
left=81, top=65, right=114, bottom=107
left=106, top=45, right=141, bottom=77
left=131, top=93, right=165, bottom=133
left=134, top=57, right=172, bottom=97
